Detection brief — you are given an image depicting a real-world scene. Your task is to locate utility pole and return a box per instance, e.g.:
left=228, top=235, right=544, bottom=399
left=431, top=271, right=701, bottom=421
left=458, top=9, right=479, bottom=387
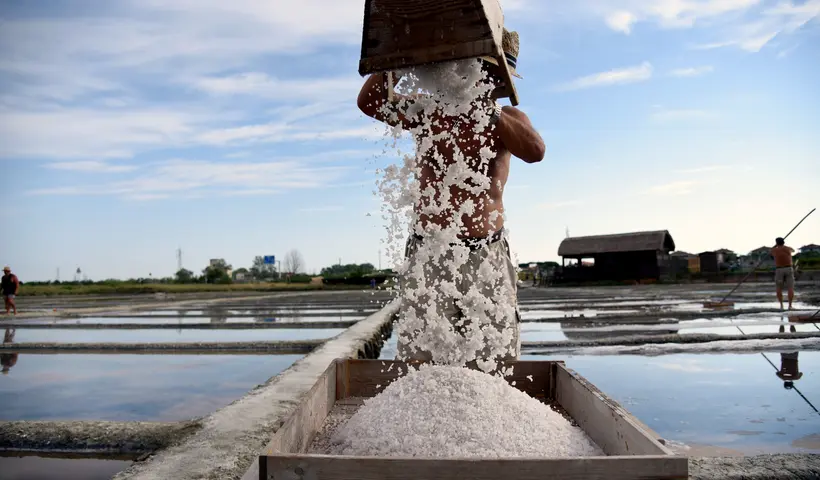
left=378, top=249, right=381, bottom=270
left=176, top=247, right=183, bottom=272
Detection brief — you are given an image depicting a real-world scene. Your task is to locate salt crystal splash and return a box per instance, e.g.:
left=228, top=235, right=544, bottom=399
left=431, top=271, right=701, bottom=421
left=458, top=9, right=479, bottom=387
left=328, top=365, right=603, bottom=458
left=372, top=58, right=519, bottom=374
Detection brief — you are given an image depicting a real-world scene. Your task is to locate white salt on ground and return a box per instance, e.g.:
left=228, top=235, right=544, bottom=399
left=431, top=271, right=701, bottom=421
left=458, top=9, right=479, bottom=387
left=327, top=365, right=603, bottom=458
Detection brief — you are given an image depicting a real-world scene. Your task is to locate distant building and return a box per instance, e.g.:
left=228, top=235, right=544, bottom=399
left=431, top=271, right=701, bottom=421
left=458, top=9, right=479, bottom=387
left=746, top=246, right=774, bottom=269
left=800, top=244, right=820, bottom=255
left=749, top=247, right=771, bottom=259
left=557, top=230, right=676, bottom=283
left=670, top=251, right=697, bottom=274
left=207, top=259, right=232, bottom=278
left=698, top=251, right=724, bottom=274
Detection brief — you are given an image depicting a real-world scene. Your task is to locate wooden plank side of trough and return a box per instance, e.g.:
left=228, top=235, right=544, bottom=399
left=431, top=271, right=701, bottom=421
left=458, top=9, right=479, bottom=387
left=555, top=364, right=678, bottom=458
left=261, top=454, right=688, bottom=480
left=265, top=361, right=336, bottom=455
left=337, top=359, right=563, bottom=401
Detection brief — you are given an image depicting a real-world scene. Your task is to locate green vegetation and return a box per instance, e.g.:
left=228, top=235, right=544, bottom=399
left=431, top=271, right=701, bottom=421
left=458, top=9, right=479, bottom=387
left=17, top=281, right=362, bottom=297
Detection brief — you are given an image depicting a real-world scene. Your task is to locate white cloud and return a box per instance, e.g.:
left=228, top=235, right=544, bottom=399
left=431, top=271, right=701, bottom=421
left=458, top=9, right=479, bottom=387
left=691, top=0, right=820, bottom=51
left=0, top=108, right=198, bottom=159
left=606, top=11, right=638, bottom=33
left=645, top=180, right=704, bottom=196
left=44, top=161, right=137, bottom=173
left=190, top=73, right=362, bottom=103
left=28, top=159, right=350, bottom=199
left=669, top=66, right=715, bottom=77
left=554, top=62, right=653, bottom=91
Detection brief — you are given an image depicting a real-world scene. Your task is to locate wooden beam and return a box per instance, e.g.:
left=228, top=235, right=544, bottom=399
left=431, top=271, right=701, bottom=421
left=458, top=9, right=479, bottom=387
left=261, top=455, right=688, bottom=480
left=265, top=361, right=336, bottom=454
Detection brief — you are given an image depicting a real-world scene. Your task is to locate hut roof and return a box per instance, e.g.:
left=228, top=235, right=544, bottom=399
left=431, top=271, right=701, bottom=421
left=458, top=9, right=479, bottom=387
left=558, top=230, right=675, bottom=257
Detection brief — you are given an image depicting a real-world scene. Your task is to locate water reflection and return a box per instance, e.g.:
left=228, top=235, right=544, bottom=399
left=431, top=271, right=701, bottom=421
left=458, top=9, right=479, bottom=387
left=11, top=328, right=345, bottom=344
left=521, top=352, right=820, bottom=454
left=2, top=328, right=17, bottom=375
left=0, top=354, right=304, bottom=421
left=0, top=452, right=132, bottom=480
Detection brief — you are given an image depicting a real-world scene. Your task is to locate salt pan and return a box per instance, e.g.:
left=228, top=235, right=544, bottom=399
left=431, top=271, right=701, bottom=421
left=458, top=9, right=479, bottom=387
left=327, top=365, right=603, bottom=458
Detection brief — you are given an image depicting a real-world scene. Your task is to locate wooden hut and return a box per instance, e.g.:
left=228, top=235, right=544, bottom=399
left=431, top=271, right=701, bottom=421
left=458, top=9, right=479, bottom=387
left=557, top=230, right=676, bottom=283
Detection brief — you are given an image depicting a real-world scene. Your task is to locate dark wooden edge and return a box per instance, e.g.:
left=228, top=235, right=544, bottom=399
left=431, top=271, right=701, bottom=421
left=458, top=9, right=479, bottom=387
left=336, top=359, right=563, bottom=401
left=556, top=364, right=678, bottom=458
left=261, top=454, right=689, bottom=480
left=358, top=0, right=372, bottom=76
left=258, top=454, right=267, bottom=480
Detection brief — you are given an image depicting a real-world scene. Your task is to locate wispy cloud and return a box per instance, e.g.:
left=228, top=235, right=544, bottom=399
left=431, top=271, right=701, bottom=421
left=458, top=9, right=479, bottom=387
left=537, top=200, right=583, bottom=210
left=44, top=160, right=137, bottom=173
left=675, top=165, right=732, bottom=174
left=190, top=73, right=362, bottom=103
left=554, top=62, right=653, bottom=92
left=645, top=180, right=704, bottom=196
left=606, top=11, right=638, bottom=34
left=691, top=0, right=820, bottom=52
left=651, top=108, right=716, bottom=122
left=606, top=0, right=761, bottom=29
left=299, top=206, right=345, bottom=213
left=777, top=43, right=800, bottom=58
left=659, top=360, right=732, bottom=373
left=28, top=159, right=350, bottom=199
left=669, top=66, right=714, bottom=77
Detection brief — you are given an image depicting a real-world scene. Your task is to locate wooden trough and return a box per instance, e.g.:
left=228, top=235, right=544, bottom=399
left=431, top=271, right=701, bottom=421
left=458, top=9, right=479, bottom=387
left=359, top=0, right=520, bottom=105
left=258, top=358, right=688, bottom=479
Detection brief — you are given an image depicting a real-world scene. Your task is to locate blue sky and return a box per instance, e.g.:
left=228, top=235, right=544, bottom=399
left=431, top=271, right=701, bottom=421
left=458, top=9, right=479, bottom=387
left=1, top=0, right=818, bottom=281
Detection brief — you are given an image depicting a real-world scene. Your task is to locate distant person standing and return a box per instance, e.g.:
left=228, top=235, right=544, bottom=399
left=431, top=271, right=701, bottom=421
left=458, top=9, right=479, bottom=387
left=1, top=266, right=20, bottom=315
left=771, top=238, right=795, bottom=310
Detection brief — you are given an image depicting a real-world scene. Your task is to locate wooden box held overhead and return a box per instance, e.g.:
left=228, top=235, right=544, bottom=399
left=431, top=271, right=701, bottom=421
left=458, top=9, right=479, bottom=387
left=258, top=358, right=689, bottom=480
left=359, top=0, right=520, bottom=105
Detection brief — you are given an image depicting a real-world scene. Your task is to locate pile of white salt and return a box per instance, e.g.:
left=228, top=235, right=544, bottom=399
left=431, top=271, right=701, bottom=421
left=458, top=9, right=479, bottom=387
left=327, top=365, right=603, bottom=458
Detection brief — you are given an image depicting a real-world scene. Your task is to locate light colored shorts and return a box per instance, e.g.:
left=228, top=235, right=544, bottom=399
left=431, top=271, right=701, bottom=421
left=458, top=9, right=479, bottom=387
left=775, top=267, right=795, bottom=290
left=2, top=294, right=14, bottom=301
left=396, top=230, right=521, bottom=366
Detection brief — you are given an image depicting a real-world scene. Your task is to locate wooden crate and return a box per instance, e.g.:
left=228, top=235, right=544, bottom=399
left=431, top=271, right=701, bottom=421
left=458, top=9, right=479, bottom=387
left=259, top=358, right=688, bottom=480
left=359, top=0, right=520, bottom=106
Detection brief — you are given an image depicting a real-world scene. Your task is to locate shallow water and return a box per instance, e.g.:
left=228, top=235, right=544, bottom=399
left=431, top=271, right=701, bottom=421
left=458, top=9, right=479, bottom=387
left=522, top=352, right=820, bottom=455
left=0, top=354, right=303, bottom=421
left=132, top=308, right=374, bottom=316
left=520, top=309, right=639, bottom=320
left=0, top=454, right=131, bottom=480
left=5, top=328, right=344, bottom=344
left=18, top=315, right=358, bottom=325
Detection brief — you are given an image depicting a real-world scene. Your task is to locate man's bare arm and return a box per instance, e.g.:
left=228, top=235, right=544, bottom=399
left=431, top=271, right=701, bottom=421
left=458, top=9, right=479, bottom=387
left=495, top=106, right=545, bottom=164
left=357, top=72, right=419, bottom=130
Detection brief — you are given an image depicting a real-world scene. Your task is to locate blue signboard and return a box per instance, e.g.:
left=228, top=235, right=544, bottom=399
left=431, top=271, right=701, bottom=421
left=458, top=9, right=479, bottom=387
left=263, top=255, right=276, bottom=265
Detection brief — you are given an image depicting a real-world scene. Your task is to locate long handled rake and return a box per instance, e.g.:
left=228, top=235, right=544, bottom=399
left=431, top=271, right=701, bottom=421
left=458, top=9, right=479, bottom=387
left=703, top=208, right=816, bottom=309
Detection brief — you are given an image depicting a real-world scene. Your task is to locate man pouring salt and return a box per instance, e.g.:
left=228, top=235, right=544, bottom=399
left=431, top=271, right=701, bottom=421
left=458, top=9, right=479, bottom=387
left=357, top=28, right=545, bottom=372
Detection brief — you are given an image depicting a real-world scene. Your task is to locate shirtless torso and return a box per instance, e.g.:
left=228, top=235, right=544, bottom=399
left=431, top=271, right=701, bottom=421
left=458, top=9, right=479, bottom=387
left=771, top=245, right=795, bottom=268
left=357, top=70, right=544, bottom=239
left=414, top=112, right=510, bottom=238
